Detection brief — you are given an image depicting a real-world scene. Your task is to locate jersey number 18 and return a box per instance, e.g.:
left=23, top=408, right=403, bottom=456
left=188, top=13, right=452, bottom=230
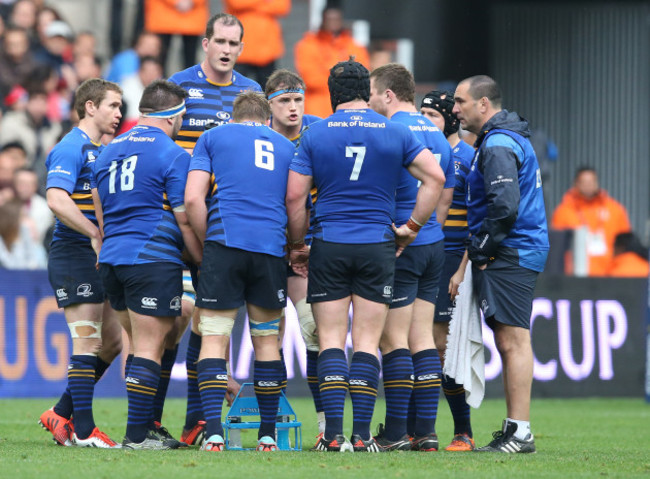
left=108, top=155, right=138, bottom=193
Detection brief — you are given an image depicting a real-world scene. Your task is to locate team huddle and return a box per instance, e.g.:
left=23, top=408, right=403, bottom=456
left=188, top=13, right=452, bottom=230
left=38, top=13, right=549, bottom=454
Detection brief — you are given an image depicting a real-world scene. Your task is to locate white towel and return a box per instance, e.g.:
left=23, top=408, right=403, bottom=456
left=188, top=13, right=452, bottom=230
left=442, top=261, right=485, bottom=408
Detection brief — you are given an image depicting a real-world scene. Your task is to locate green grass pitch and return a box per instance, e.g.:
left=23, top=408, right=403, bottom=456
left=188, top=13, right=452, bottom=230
left=0, top=397, right=648, bottom=478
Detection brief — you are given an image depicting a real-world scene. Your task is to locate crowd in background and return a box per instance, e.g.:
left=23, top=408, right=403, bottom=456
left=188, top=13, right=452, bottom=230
left=0, top=0, right=647, bottom=277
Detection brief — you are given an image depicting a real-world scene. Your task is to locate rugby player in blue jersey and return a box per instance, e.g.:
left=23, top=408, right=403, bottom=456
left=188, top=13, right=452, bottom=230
left=368, top=64, right=455, bottom=452
left=266, top=69, right=326, bottom=440
left=185, top=92, right=296, bottom=452
left=169, top=13, right=261, bottom=443
left=453, top=75, right=549, bottom=453
left=93, top=80, right=202, bottom=449
left=39, top=79, right=123, bottom=449
left=286, top=59, right=446, bottom=452
left=421, top=90, right=477, bottom=452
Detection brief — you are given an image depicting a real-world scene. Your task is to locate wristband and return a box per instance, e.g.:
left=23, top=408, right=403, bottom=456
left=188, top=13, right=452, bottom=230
left=406, top=217, right=423, bottom=233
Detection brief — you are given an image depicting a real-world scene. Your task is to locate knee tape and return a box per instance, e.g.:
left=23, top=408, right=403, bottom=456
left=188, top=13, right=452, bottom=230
left=68, top=320, right=102, bottom=339
left=199, top=315, right=235, bottom=336
left=182, top=273, right=195, bottom=295
left=296, top=299, right=319, bottom=351
left=249, top=317, right=280, bottom=337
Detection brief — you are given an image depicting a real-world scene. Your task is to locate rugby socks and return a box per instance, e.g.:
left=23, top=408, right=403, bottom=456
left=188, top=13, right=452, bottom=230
left=412, top=349, right=442, bottom=437
left=184, top=331, right=203, bottom=430
left=196, top=358, right=227, bottom=438
left=125, top=357, right=160, bottom=443
left=306, top=349, right=324, bottom=413
left=125, top=353, right=134, bottom=378
left=68, top=354, right=98, bottom=439
left=53, top=389, right=73, bottom=420
left=381, top=349, right=414, bottom=441
left=95, top=357, right=111, bottom=382
left=279, top=348, right=288, bottom=393
left=318, top=348, right=348, bottom=440
left=349, top=351, right=380, bottom=440
left=442, top=375, right=473, bottom=437
left=254, top=360, right=284, bottom=439
left=53, top=357, right=111, bottom=420
left=153, top=346, right=178, bottom=424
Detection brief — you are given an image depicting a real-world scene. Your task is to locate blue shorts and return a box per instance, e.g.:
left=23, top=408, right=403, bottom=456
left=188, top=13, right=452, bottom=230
left=434, top=249, right=465, bottom=322
left=308, top=239, right=395, bottom=304
left=48, top=241, right=105, bottom=308
left=390, top=240, right=445, bottom=309
left=472, top=257, right=539, bottom=330
left=196, top=241, right=287, bottom=310
left=99, top=262, right=183, bottom=317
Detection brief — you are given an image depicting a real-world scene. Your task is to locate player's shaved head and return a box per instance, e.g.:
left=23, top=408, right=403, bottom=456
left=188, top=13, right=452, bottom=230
left=463, top=75, right=502, bottom=108
left=206, top=13, right=243, bottom=40
left=139, top=79, right=188, bottom=114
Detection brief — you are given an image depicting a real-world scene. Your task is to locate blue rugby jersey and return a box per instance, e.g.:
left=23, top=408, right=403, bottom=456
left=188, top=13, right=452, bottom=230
left=93, top=125, right=190, bottom=266
left=189, top=122, right=295, bottom=257
left=443, top=140, right=473, bottom=251
left=290, top=109, right=426, bottom=244
left=466, top=110, right=549, bottom=272
left=391, top=111, right=454, bottom=247
left=46, top=127, right=101, bottom=245
left=169, top=65, right=261, bottom=150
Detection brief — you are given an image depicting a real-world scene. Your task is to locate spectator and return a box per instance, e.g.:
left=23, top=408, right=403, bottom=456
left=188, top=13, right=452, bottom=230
left=0, top=25, right=36, bottom=99
left=35, top=4, right=63, bottom=48
left=73, top=31, right=97, bottom=59
left=72, top=53, right=103, bottom=86
left=0, top=87, right=62, bottom=187
left=0, top=148, right=16, bottom=199
left=105, top=31, right=161, bottom=85
left=294, top=4, right=369, bottom=117
left=9, top=0, right=38, bottom=48
left=144, top=0, right=208, bottom=72
left=224, top=0, right=291, bottom=89
left=109, top=0, right=144, bottom=57
left=0, top=197, right=47, bottom=269
left=608, top=232, right=649, bottom=278
left=33, top=20, right=75, bottom=75
left=551, top=167, right=631, bottom=276
left=118, top=55, right=163, bottom=133
left=0, top=141, right=28, bottom=170
left=13, top=166, right=53, bottom=243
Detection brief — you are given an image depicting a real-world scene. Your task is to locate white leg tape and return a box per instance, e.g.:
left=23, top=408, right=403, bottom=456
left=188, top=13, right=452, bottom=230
left=68, top=320, right=102, bottom=339
left=249, top=317, right=280, bottom=337
left=295, top=299, right=319, bottom=351
left=199, top=315, right=235, bottom=336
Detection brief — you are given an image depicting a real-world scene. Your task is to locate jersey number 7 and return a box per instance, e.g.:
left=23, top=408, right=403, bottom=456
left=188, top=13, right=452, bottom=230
left=346, top=146, right=366, bottom=181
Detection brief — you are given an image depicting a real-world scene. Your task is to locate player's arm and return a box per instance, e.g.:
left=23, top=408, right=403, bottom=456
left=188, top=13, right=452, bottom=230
left=184, top=170, right=211, bottom=245
left=393, top=148, right=445, bottom=255
left=286, top=170, right=312, bottom=277
left=468, top=141, right=520, bottom=266
left=91, top=187, right=105, bottom=238
left=449, top=249, right=469, bottom=298
left=435, top=187, right=454, bottom=226
left=174, top=207, right=203, bottom=265
left=286, top=170, right=312, bottom=244
left=47, top=187, right=102, bottom=256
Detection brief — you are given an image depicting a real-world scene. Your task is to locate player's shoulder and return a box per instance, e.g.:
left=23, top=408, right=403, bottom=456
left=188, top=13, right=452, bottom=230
left=232, top=70, right=262, bottom=91
left=50, top=128, right=88, bottom=157
left=454, top=140, right=475, bottom=162
left=168, top=64, right=202, bottom=85
left=302, top=114, right=322, bottom=127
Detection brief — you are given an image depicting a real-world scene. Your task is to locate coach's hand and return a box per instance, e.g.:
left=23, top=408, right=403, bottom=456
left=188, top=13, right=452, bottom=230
left=392, top=223, right=418, bottom=257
